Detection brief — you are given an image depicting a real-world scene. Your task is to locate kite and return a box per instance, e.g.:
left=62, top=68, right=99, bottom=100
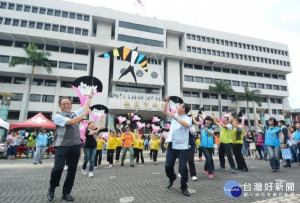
left=72, top=76, right=103, bottom=106
left=151, top=124, right=161, bottom=133
left=90, top=104, right=108, bottom=123
left=132, top=114, right=142, bottom=121
left=98, top=46, right=148, bottom=84
left=167, top=96, right=184, bottom=114
left=117, top=115, right=127, bottom=124
left=136, top=121, right=146, bottom=129
left=152, top=115, right=161, bottom=123
left=79, top=119, right=88, bottom=142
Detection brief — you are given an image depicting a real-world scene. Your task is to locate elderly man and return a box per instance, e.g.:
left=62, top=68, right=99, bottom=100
left=163, top=95, right=192, bottom=196
left=47, top=96, right=91, bottom=202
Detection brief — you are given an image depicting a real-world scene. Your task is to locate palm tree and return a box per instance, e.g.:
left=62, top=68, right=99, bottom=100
left=9, top=43, right=52, bottom=120
left=240, top=86, right=262, bottom=129
left=209, top=81, right=234, bottom=117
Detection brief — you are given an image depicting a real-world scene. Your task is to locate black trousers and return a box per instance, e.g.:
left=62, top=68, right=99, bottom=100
left=115, top=146, right=121, bottom=161
left=165, top=143, right=189, bottom=189
left=178, top=145, right=196, bottom=177
left=153, top=149, right=158, bottom=162
left=198, top=147, right=203, bottom=158
left=161, top=143, right=166, bottom=153
left=107, top=149, right=114, bottom=164
left=202, top=147, right=215, bottom=174
left=144, top=145, right=149, bottom=151
left=150, top=149, right=153, bottom=159
left=136, top=149, right=144, bottom=163
left=94, top=150, right=102, bottom=166
left=50, top=145, right=80, bottom=195
left=134, top=148, right=139, bottom=159
left=232, top=144, right=248, bottom=170
left=219, top=143, right=236, bottom=169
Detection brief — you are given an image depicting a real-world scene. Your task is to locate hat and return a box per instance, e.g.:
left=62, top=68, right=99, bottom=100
left=257, top=130, right=262, bottom=133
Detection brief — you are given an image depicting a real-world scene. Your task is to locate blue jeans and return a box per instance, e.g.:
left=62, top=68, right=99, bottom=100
left=82, top=147, right=96, bottom=172
left=242, top=143, right=247, bottom=156
left=26, top=147, right=34, bottom=159
left=263, top=145, right=268, bottom=159
left=266, top=146, right=280, bottom=169
left=289, top=145, right=298, bottom=163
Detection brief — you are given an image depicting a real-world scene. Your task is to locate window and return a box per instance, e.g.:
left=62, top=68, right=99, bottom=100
left=59, top=62, right=73, bottom=69
left=32, top=79, right=43, bottom=86
left=187, top=46, right=191, bottom=52
left=202, top=93, right=210, bottom=98
left=12, top=19, right=19, bottom=26
left=194, top=65, right=202, bottom=70
left=29, top=94, right=41, bottom=102
left=241, top=82, right=248, bottom=87
left=0, top=76, right=12, bottom=83
left=272, top=109, right=277, bottom=115
left=39, top=7, right=46, bottom=14
left=240, top=70, right=247, bottom=75
left=184, top=75, right=193, bottom=82
left=221, top=94, right=227, bottom=100
left=184, top=63, right=193, bottom=69
left=281, top=86, right=287, bottom=91
left=32, top=6, right=38, bottom=13
left=276, top=99, right=282, bottom=104
left=16, top=4, right=23, bottom=11
left=213, top=67, right=221, bottom=72
left=5, top=18, right=11, bottom=25
left=8, top=111, right=20, bottom=120
left=0, top=2, right=7, bottom=9
left=52, top=24, right=59, bottom=31
left=69, top=12, right=75, bottom=19
left=72, top=97, right=80, bottom=104
left=256, top=72, right=263, bottom=77
left=11, top=93, right=23, bottom=101
left=204, top=66, right=212, bottom=71
left=74, top=63, right=87, bottom=71
left=264, top=73, right=271, bottom=78
left=67, top=27, right=74, bottom=34
left=46, top=45, right=59, bottom=52
left=82, top=29, right=88, bottom=36
left=29, top=21, right=35, bottom=28
left=42, top=95, right=55, bottom=103
left=36, top=22, right=43, bottom=29
left=49, top=60, right=57, bottom=68
left=75, top=28, right=81, bottom=35
left=44, top=23, right=51, bottom=30
left=201, top=49, right=206, bottom=54
left=192, top=104, right=200, bottom=110
left=232, top=81, right=240, bottom=86
left=183, top=91, right=190, bottom=97
left=278, top=109, right=283, bottom=115
left=24, top=5, right=30, bottom=12
left=203, top=105, right=210, bottom=111
left=222, top=68, right=230, bottom=73
left=222, top=106, right=228, bottom=112
left=205, top=78, right=213, bottom=84
left=62, top=11, right=68, bottom=18
left=212, top=106, right=219, bottom=111
left=61, top=47, right=74, bottom=54
left=266, top=84, right=272, bottom=89
left=231, top=69, right=238, bottom=74
left=248, top=71, right=255, bottom=76
left=273, top=85, right=279, bottom=90
left=0, top=39, right=13, bottom=46
left=257, top=83, right=264, bottom=89
left=44, top=80, right=56, bottom=87
left=0, top=17, right=3, bottom=24
left=14, top=77, right=26, bottom=84
left=191, top=92, right=199, bottom=98
left=61, top=81, right=72, bottom=88
left=76, top=13, right=83, bottom=20
left=54, top=10, right=61, bottom=17
left=0, top=55, right=10, bottom=63
left=8, top=3, right=14, bottom=10
left=47, top=9, right=54, bottom=16
left=223, top=80, right=231, bottom=85
left=194, top=77, right=203, bottom=83
left=192, top=47, right=196, bottom=53
left=83, top=15, right=90, bottom=21
left=265, top=109, right=269, bottom=114
left=75, top=49, right=88, bottom=55
left=210, top=94, right=217, bottom=99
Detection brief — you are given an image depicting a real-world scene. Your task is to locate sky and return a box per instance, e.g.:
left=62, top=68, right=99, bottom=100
left=67, top=0, right=300, bottom=109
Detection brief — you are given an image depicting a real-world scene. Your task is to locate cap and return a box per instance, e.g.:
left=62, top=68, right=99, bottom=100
left=257, top=130, right=262, bottom=133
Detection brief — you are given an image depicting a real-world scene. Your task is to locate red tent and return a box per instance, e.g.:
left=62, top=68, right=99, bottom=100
left=9, top=112, right=56, bottom=129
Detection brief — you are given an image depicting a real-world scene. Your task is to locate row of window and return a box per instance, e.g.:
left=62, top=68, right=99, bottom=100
left=118, top=34, right=164, bottom=48
left=7, top=111, right=52, bottom=120
left=0, top=1, right=90, bottom=21
left=183, top=75, right=288, bottom=91
left=0, top=76, right=58, bottom=86
left=115, top=85, right=160, bottom=94
left=0, top=55, right=87, bottom=71
left=119, top=21, right=164, bottom=35
left=183, top=63, right=286, bottom=80
left=186, top=33, right=289, bottom=57
left=187, top=46, right=290, bottom=67
left=0, top=39, right=89, bottom=55
left=0, top=17, right=89, bottom=36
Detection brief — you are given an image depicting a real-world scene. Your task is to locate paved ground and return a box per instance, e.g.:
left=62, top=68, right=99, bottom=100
left=0, top=152, right=299, bottom=203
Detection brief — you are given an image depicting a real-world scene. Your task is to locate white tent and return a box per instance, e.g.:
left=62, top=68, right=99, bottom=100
left=0, top=118, right=9, bottom=129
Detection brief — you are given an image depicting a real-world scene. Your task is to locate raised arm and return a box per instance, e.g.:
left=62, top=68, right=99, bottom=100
left=66, top=108, right=91, bottom=126
left=255, top=116, right=264, bottom=128
left=212, top=112, right=220, bottom=126
left=82, top=92, right=93, bottom=111
left=191, top=111, right=200, bottom=126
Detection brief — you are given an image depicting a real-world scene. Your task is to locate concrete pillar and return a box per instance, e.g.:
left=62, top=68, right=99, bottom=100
left=107, top=113, right=115, bottom=128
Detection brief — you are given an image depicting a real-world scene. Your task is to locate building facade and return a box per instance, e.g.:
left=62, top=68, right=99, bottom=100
left=0, top=0, right=292, bottom=128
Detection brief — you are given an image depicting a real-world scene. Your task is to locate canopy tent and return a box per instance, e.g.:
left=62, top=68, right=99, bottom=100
left=0, top=118, right=9, bottom=129
left=9, top=112, right=56, bottom=129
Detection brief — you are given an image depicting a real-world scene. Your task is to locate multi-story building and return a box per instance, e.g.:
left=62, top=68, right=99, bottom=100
left=0, top=0, right=292, bottom=128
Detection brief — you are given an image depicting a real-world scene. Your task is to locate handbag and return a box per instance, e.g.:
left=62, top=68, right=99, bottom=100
left=281, top=148, right=292, bottom=160
left=249, top=143, right=256, bottom=150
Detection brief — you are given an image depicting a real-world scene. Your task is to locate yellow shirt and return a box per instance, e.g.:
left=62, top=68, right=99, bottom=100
left=195, top=139, right=200, bottom=147
left=133, top=137, right=139, bottom=148
left=97, top=139, right=105, bottom=150
left=151, top=139, right=161, bottom=150
left=137, top=139, right=144, bottom=149
left=107, top=136, right=117, bottom=150
left=116, top=137, right=122, bottom=147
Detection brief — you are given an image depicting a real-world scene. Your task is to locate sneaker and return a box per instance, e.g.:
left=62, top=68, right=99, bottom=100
left=108, top=164, right=112, bottom=168
left=217, top=167, right=226, bottom=171
left=178, top=173, right=182, bottom=178
left=272, top=169, right=276, bottom=173
left=33, top=162, right=37, bottom=165
left=81, top=169, right=87, bottom=175
left=121, top=163, right=124, bottom=166
left=38, top=161, right=42, bottom=164
left=154, top=162, right=157, bottom=165
left=64, top=165, right=68, bottom=171
left=199, top=157, right=202, bottom=162
left=203, top=170, right=209, bottom=175
left=181, top=188, right=190, bottom=196
left=130, top=164, right=135, bottom=167
left=191, top=176, right=197, bottom=181
left=88, top=171, right=94, bottom=178
left=208, top=174, right=214, bottom=179
left=231, top=169, right=236, bottom=174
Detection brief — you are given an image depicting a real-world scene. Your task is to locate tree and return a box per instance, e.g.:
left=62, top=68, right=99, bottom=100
left=209, top=81, right=234, bottom=117
left=9, top=43, right=52, bottom=120
left=240, top=86, right=262, bottom=129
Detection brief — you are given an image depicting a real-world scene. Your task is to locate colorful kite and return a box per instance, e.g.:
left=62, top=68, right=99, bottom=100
left=151, top=124, right=161, bottom=133
left=132, top=114, right=142, bottom=121
left=90, top=104, right=108, bottom=123
left=72, top=76, right=103, bottom=106
left=98, top=46, right=148, bottom=84
left=117, top=115, right=127, bottom=124
left=136, top=121, right=146, bottom=129
left=152, top=115, right=161, bottom=123
left=79, top=119, right=88, bottom=142
left=167, top=96, right=184, bottom=114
